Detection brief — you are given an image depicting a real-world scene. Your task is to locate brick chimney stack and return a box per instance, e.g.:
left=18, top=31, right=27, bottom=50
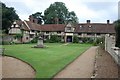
left=34, top=19, right=38, bottom=24
left=107, top=20, right=110, bottom=24
left=29, top=15, right=34, bottom=22
left=29, top=15, right=38, bottom=24
left=87, top=20, right=90, bottom=24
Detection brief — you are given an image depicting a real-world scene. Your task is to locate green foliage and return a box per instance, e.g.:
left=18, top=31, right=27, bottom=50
left=2, top=3, right=20, bottom=34
left=73, top=35, right=79, bottom=43
left=44, top=35, right=61, bottom=43
left=44, top=36, right=50, bottom=43
left=2, top=41, right=10, bottom=45
left=44, top=2, right=78, bottom=24
left=30, top=37, right=37, bottom=43
left=14, top=34, right=22, bottom=39
left=114, top=19, right=120, bottom=48
left=93, top=37, right=105, bottom=49
left=81, top=37, right=94, bottom=43
left=67, top=11, right=79, bottom=25
left=32, top=12, right=43, bottom=24
left=48, top=35, right=61, bottom=43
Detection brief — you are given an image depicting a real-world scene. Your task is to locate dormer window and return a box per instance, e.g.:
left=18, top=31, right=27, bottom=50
left=80, top=25, right=82, bottom=28
left=16, top=25, right=19, bottom=27
left=67, top=23, right=72, bottom=27
left=13, top=21, right=16, bottom=25
left=32, top=30, right=34, bottom=32
left=89, top=25, right=92, bottom=28
left=46, top=31, right=49, bottom=34
left=57, top=31, right=61, bottom=34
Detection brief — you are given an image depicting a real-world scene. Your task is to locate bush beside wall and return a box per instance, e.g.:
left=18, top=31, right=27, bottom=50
left=44, top=35, right=61, bottom=43
left=73, top=35, right=79, bottom=43
left=114, top=20, right=120, bottom=48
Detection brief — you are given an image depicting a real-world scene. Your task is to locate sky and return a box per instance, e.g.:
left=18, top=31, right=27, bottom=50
left=1, top=0, right=120, bottom=23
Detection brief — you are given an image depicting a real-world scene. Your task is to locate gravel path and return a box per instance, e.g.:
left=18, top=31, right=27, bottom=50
left=54, top=47, right=97, bottom=78
left=0, top=56, right=2, bottom=80
left=1, top=56, right=35, bottom=78
left=95, top=47, right=119, bottom=78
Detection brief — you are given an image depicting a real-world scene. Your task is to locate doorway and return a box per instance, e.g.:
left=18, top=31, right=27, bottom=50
left=67, top=36, right=72, bottom=42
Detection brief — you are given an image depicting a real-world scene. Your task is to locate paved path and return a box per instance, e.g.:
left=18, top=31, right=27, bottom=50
left=1, top=56, right=35, bottom=78
left=54, top=47, right=97, bottom=78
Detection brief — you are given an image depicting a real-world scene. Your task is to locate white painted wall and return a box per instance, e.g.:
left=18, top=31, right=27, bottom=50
left=105, top=35, right=120, bottom=65
left=9, top=28, right=21, bottom=34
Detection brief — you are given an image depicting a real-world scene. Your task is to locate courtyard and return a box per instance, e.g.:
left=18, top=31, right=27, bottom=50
left=3, top=43, right=91, bottom=78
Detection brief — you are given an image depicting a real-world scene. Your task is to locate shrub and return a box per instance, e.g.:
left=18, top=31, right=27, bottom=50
left=114, top=20, right=120, bottom=48
left=2, top=41, right=10, bottom=45
left=48, top=35, right=61, bottom=43
left=31, top=37, right=38, bottom=43
left=73, top=35, right=79, bottom=43
left=14, top=34, right=22, bottom=39
left=44, top=36, right=50, bottom=43
left=93, top=37, right=105, bottom=49
left=81, top=37, right=94, bottom=43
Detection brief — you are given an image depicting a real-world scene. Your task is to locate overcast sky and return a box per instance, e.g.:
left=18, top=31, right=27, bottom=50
left=1, top=0, right=119, bottom=23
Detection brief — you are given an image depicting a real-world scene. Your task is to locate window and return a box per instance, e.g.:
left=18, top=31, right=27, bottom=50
left=97, top=33, right=100, bottom=35
left=26, top=37, right=28, bottom=40
left=30, top=34, right=34, bottom=38
left=88, top=25, right=92, bottom=28
left=67, top=27, right=71, bottom=30
left=57, top=31, right=61, bottom=34
left=80, top=25, right=82, bottom=28
left=32, top=30, right=34, bottom=32
left=46, top=31, right=49, bottom=34
left=87, top=33, right=92, bottom=35
left=78, top=33, right=82, bottom=35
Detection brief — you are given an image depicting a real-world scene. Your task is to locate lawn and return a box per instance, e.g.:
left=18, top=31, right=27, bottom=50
left=3, top=43, right=91, bottom=78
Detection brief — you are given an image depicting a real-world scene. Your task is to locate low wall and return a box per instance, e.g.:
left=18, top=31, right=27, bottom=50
left=105, top=35, right=120, bottom=66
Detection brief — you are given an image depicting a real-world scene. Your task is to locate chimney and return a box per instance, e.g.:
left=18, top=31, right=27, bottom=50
left=29, top=15, right=34, bottom=22
left=87, top=20, right=90, bottom=24
left=107, top=20, right=110, bottom=24
left=34, top=19, right=38, bottom=24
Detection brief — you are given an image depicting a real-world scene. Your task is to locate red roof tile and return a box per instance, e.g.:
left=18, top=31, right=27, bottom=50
left=25, top=21, right=41, bottom=31
left=40, top=24, right=65, bottom=31
left=75, top=23, right=115, bottom=33
left=16, top=20, right=115, bottom=34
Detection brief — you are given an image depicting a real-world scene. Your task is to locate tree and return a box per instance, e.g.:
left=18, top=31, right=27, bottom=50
left=44, top=2, right=78, bottom=24
left=114, top=19, right=120, bottom=48
left=67, top=11, right=79, bottom=25
left=32, top=12, right=44, bottom=24
left=2, top=3, right=20, bottom=34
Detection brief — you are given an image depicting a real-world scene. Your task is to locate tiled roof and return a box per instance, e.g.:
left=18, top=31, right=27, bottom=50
left=25, top=21, right=41, bottom=31
left=41, top=24, right=65, bottom=31
left=16, top=20, right=23, bottom=26
left=75, top=23, right=115, bottom=33
left=15, top=20, right=115, bottom=34
left=21, top=22, right=30, bottom=31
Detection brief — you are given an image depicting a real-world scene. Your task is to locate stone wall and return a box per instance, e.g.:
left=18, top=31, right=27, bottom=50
left=105, top=35, right=120, bottom=65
